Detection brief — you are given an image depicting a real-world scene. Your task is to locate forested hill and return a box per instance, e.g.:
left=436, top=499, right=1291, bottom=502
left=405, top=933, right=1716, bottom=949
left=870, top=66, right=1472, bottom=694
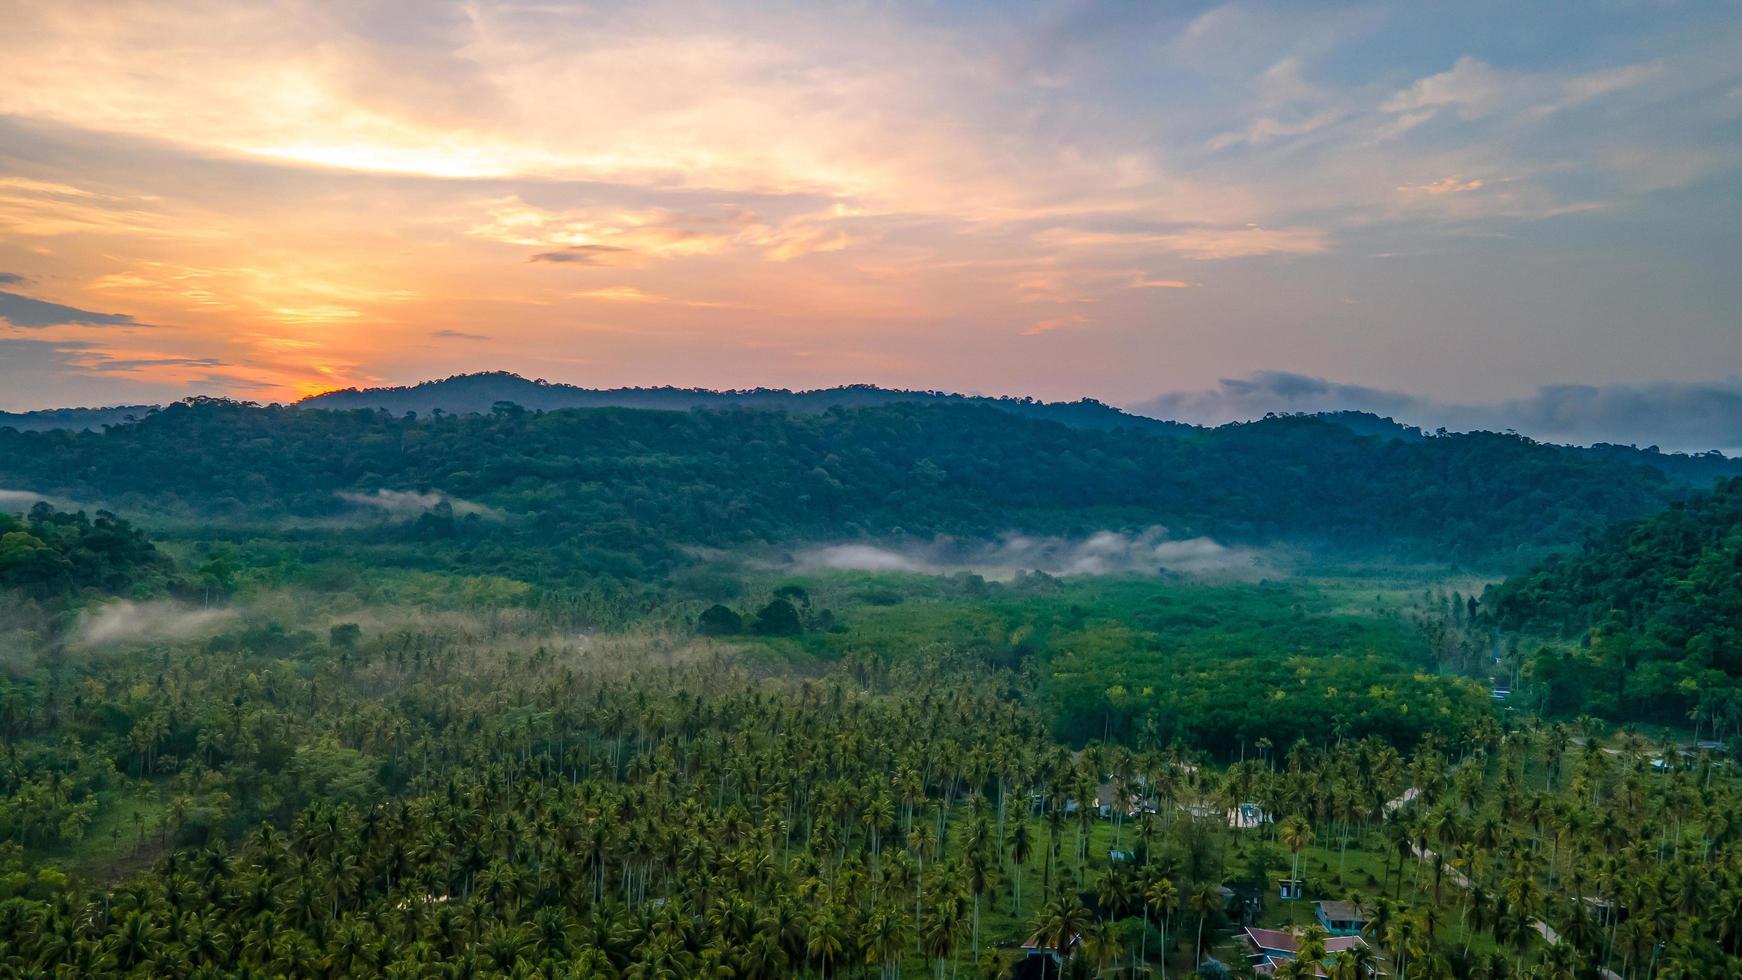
left=8, top=374, right=1737, bottom=488
left=0, top=506, right=174, bottom=598
left=0, top=398, right=1705, bottom=573
left=301, top=375, right=1742, bottom=485
left=0, top=405, right=156, bottom=433
left=1483, top=477, right=1742, bottom=720
left=299, top=371, right=1187, bottom=433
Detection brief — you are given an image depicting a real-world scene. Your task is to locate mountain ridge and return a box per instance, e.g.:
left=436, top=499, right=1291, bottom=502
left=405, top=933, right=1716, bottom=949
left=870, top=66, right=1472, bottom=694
left=5, top=372, right=1737, bottom=488
left=297, top=371, right=1186, bottom=433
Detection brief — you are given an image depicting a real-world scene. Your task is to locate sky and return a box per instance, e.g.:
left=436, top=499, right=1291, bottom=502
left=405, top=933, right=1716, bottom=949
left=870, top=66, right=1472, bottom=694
left=1, top=1, right=1739, bottom=447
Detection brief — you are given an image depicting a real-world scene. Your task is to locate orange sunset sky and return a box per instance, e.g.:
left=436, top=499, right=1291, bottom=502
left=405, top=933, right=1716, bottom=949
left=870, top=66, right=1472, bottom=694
left=1, top=1, right=1740, bottom=426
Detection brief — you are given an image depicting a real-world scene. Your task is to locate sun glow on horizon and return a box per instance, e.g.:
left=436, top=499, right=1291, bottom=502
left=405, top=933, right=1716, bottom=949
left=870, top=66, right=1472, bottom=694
left=0, top=0, right=1738, bottom=412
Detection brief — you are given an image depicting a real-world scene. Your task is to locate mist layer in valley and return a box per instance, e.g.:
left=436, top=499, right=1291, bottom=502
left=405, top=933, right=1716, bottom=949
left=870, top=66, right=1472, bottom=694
left=794, top=528, right=1279, bottom=581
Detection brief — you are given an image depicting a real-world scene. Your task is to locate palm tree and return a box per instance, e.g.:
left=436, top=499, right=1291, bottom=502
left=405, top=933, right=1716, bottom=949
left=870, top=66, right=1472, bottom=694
left=1029, top=894, right=1090, bottom=980
left=1330, top=941, right=1378, bottom=980
left=1189, top=880, right=1223, bottom=968
left=1011, top=819, right=1033, bottom=917
left=863, top=905, right=908, bottom=980
left=1279, top=815, right=1314, bottom=921
left=807, top=909, right=845, bottom=978
left=1145, top=876, right=1179, bottom=977
left=1082, top=918, right=1124, bottom=978
left=1385, top=911, right=1421, bottom=980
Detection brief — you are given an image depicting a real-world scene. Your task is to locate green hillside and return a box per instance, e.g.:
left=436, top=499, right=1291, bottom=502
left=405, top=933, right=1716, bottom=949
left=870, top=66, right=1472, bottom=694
left=1485, top=477, right=1742, bottom=729
left=0, top=398, right=1699, bottom=579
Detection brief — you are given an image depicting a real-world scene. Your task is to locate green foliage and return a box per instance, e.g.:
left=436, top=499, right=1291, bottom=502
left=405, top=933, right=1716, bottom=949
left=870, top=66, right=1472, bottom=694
left=1486, top=476, right=1742, bottom=730
left=780, top=574, right=1493, bottom=752
left=695, top=603, right=743, bottom=636
left=0, top=588, right=1735, bottom=977
left=0, top=399, right=1703, bottom=584
left=0, top=506, right=172, bottom=598
left=751, top=597, right=803, bottom=636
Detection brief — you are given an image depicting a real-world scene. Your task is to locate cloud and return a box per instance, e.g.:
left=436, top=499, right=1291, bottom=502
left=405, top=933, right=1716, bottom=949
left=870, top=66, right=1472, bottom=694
left=490, top=197, right=854, bottom=266
left=0, top=488, right=79, bottom=512
left=0, top=2, right=1735, bottom=407
left=1563, top=62, right=1663, bottom=103
left=336, top=488, right=499, bottom=519
left=1382, top=56, right=1511, bottom=120
left=529, top=244, right=637, bottom=266
left=84, top=355, right=224, bottom=372
left=804, top=544, right=922, bottom=573
left=1383, top=55, right=1668, bottom=132
left=1131, top=372, right=1742, bottom=453
left=0, top=339, right=150, bottom=412
left=0, top=290, right=136, bottom=328
left=798, top=528, right=1274, bottom=580
left=573, top=286, right=658, bottom=303
left=74, top=600, right=236, bottom=648
left=1024, top=314, right=1089, bottom=336
left=433, top=329, right=490, bottom=341
left=1398, top=176, right=1485, bottom=196
left=0, top=273, right=24, bottom=285
left=1208, top=109, right=1344, bottom=150
left=1033, top=225, right=1329, bottom=260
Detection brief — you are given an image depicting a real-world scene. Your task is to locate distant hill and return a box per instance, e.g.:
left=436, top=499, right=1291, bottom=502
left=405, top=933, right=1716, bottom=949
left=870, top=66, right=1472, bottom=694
left=8, top=374, right=1738, bottom=490
left=1484, top=476, right=1742, bottom=725
left=0, top=405, right=156, bottom=432
left=0, top=397, right=1708, bottom=574
left=1311, top=411, right=1430, bottom=442
left=300, top=371, right=1188, bottom=433
left=1575, top=442, right=1742, bottom=488
left=1240, top=410, right=1739, bottom=487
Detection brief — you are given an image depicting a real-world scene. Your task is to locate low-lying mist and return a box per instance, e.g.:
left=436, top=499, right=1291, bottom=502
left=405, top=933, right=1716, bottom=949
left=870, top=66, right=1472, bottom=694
left=335, top=489, right=499, bottom=519
left=796, top=528, right=1279, bottom=581
left=73, top=600, right=237, bottom=648
left=0, top=487, right=79, bottom=512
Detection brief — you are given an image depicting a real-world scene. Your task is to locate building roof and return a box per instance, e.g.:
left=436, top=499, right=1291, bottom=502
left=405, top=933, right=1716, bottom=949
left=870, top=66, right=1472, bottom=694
left=1244, top=927, right=1367, bottom=956
left=1021, top=932, right=1081, bottom=952
left=1246, top=928, right=1301, bottom=953
left=1316, top=899, right=1370, bottom=922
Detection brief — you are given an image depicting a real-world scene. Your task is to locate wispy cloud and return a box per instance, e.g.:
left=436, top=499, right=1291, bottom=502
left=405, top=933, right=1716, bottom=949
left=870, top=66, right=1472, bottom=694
left=0, top=1, right=1735, bottom=405
left=0, top=290, right=136, bottom=328
left=529, top=245, right=638, bottom=266
left=1132, top=372, right=1742, bottom=453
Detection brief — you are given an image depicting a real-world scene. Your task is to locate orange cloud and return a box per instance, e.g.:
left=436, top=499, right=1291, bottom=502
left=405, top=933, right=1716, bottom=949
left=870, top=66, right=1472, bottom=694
left=1399, top=176, right=1486, bottom=195
left=1035, top=225, right=1327, bottom=260
left=1024, top=314, right=1090, bottom=336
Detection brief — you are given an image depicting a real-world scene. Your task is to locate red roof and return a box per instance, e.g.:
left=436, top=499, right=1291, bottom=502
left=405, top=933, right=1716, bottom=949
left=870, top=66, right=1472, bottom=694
left=1246, top=928, right=1299, bottom=953
left=1244, top=927, right=1366, bottom=956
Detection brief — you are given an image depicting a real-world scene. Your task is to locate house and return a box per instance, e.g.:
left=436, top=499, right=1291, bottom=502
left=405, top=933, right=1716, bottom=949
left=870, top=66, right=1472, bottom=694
left=1095, top=782, right=1149, bottom=818
left=1279, top=878, right=1303, bottom=900
left=1021, top=931, right=1081, bottom=965
left=1315, top=900, right=1370, bottom=936
left=1229, top=802, right=1270, bottom=829
left=1383, top=787, right=1420, bottom=816
left=1580, top=897, right=1627, bottom=928
left=1242, top=927, right=1372, bottom=978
